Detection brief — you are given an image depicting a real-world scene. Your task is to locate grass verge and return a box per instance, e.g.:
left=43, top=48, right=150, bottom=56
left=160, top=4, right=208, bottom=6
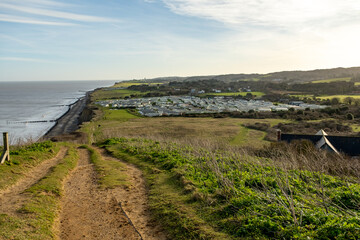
left=0, top=143, right=78, bottom=240
left=105, top=145, right=230, bottom=240
left=0, top=141, right=60, bottom=191
left=81, top=145, right=128, bottom=189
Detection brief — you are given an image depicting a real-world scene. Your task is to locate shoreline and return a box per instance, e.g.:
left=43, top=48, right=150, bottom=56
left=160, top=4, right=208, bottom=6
left=43, top=91, right=90, bottom=138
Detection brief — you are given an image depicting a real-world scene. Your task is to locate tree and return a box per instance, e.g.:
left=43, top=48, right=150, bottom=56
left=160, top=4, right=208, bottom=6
left=344, top=97, right=355, bottom=105
left=330, top=97, right=340, bottom=105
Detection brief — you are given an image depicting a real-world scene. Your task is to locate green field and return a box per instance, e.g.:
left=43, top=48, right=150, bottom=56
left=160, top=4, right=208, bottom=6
left=112, top=81, right=164, bottom=88
left=291, top=94, right=360, bottom=103
left=317, top=95, right=360, bottom=101
left=202, top=91, right=265, bottom=97
left=355, top=82, right=360, bottom=86
left=311, top=77, right=351, bottom=83
left=91, top=89, right=144, bottom=101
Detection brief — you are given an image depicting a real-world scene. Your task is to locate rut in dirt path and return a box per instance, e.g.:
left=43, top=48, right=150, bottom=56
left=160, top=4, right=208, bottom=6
left=58, top=148, right=144, bottom=240
left=0, top=147, right=68, bottom=216
left=94, top=147, right=167, bottom=240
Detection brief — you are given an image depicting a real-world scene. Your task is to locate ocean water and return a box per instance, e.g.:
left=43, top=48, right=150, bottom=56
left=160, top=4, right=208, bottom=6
left=0, top=80, right=116, bottom=144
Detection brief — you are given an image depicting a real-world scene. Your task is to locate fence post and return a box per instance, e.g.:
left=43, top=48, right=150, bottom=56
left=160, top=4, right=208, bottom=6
left=1, top=132, right=10, bottom=164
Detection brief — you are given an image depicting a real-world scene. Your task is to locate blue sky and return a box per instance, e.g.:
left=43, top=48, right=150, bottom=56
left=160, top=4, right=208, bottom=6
left=0, top=0, right=360, bottom=81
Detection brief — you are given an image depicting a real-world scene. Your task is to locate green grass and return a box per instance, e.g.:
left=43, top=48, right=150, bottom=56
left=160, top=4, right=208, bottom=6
left=81, top=109, right=140, bottom=144
left=100, top=137, right=360, bottom=239
left=105, top=144, right=230, bottom=239
left=202, top=91, right=265, bottom=98
left=355, top=82, right=360, bottom=86
left=81, top=145, right=128, bottom=189
left=350, top=124, right=360, bottom=132
left=0, top=143, right=78, bottom=240
left=311, top=77, right=351, bottom=83
left=230, top=126, right=267, bottom=146
left=317, top=95, right=360, bottom=101
left=0, top=141, right=60, bottom=191
left=91, top=89, right=144, bottom=101
left=112, top=81, right=163, bottom=88
left=103, top=109, right=140, bottom=121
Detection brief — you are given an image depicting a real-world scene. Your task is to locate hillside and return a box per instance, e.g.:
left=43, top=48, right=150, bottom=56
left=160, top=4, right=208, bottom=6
left=1, top=77, right=360, bottom=239
left=146, top=66, right=360, bottom=84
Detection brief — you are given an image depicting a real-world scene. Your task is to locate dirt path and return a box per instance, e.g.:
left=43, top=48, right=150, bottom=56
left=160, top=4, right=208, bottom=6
left=0, top=147, right=68, bottom=216
left=58, top=148, right=167, bottom=240
left=95, top=147, right=167, bottom=240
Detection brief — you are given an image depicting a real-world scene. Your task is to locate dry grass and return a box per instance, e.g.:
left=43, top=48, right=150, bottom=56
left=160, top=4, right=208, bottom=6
left=99, top=117, right=279, bottom=148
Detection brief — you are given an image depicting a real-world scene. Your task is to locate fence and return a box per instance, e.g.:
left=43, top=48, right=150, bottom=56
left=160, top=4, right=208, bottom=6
left=0, top=132, right=10, bottom=164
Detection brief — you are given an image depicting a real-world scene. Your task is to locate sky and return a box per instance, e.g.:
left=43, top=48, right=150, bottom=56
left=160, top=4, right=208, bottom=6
left=0, top=0, right=360, bottom=81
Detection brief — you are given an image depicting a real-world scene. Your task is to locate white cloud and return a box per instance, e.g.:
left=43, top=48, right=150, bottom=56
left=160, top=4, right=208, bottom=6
left=0, top=14, right=75, bottom=26
left=0, top=0, right=117, bottom=27
left=162, top=0, right=360, bottom=30
left=0, top=3, right=115, bottom=22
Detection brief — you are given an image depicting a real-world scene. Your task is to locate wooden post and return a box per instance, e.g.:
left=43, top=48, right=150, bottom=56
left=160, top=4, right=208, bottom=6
left=277, top=129, right=282, bottom=142
left=1, top=132, right=10, bottom=164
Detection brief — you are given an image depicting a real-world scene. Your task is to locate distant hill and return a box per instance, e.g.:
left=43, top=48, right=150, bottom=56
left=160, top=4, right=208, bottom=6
left=146, top=66, right=360, bottom=84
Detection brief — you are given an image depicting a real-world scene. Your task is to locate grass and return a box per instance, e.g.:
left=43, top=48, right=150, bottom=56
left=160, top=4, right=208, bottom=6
left=291, top=94, right=360, bottom=103
left=0, top=143, right=78, bottom=240
left=0, top=141, right=60, bottom=191
left=105, top=144, right=230, bottom=239
left=355, top=82, right=360, bottom=86
left=230, top=125, right=267, bottom=146
left=91, top=89, right=144, bottom=101
left=81, top=145, right=128, bottom=189
left=112, top=81, right=163, bottom=88
left=80, top=108, right=291, bottom=147
left=350, top=124, right=360, bottom=132
left=201, top=91, right=265, bottom=98
left=310, top=77, right=351, bottom=83
left=80, top=109, right=140, bottom=144
left=317, top=95, right=360, bottom=102
left=101, top=137, right=360, bottom=239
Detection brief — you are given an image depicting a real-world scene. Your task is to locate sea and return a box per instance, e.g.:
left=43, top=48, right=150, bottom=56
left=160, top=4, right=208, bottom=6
left=0, top=80, right=116, bottom=145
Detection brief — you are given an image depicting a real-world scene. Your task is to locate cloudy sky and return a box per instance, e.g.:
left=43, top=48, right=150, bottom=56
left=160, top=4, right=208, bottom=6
left=0, top=0, right=359, bottom=81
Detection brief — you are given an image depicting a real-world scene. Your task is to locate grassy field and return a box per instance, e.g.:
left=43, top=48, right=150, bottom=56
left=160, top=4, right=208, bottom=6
left=291, top=94, right=360, bottom=103
left=91, top=89, right=145, bottom=101
left=355, top=82, right=360, bottom=86
left=81, top=108, right=290, bottom=147
left=201, top=91, right=265, bottom=98
left=317, top=95, right=360, bottom=101
left=310, top=77, right=351, bottom=83
left=77, top=94, right=360, bottom=239
left=112, top=81, right=164, bottom=88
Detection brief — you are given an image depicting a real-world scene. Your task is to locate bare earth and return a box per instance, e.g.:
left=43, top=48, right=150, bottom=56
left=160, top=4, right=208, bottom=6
left=57, top=148, right=167, bottom=240
left=0, top=147, right=68, bottom=216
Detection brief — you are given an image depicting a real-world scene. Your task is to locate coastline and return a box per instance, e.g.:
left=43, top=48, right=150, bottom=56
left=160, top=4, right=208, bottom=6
left=44, top=91, right=90, bottom=138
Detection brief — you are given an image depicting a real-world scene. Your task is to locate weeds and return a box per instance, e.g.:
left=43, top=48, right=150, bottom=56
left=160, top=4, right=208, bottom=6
left=101, top=137, right=360, bottom=239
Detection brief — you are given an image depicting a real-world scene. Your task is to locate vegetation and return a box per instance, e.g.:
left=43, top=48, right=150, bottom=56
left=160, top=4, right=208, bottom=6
left=201, top=91, right=265, bottom=98
left=101, top=137, right=360, bottom=239
left=0, top=141, right=60, bottom=191
left=81, top=145, right=128, bottom=189
left=91, top=89, right=145, bottom=101
left=310, top=77, right=351, bottom=83
left=0, top=143, right=78, bottom=239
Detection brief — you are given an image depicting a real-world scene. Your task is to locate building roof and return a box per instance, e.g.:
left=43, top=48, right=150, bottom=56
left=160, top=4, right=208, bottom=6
left=315, top=136, right=339, bottom=154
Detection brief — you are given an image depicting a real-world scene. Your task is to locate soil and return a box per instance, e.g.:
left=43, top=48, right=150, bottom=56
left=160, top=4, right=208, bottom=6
left=57, top=148, right=167, bottom=240
left=0, top=147, right=68, bottom=216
